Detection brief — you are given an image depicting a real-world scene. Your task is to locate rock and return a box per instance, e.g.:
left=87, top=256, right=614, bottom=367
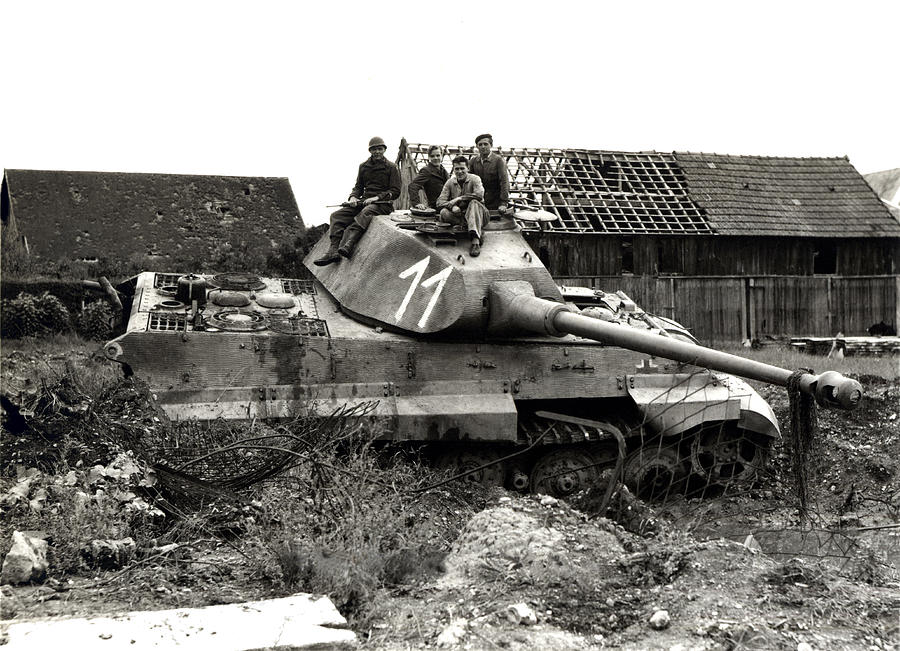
left=539, top=495, right=558, bottom=507
left=81, top=537, right=136, bottom=570
left=649, top=609, right=671, bottom=630
left=743, top=533, right=762, bottom=552
left=1, top=585, right=22, bottom=618
left=1, top=470, right=41, bottom=507
left=796, top=643, right=814, bottom=651
left=28, top=487, right=48, bottom=513
left=1, top=531, right=48, bottom=585
left=506, top=602, right=538, bottom=625
left=436, top=618, right=467, bottom=646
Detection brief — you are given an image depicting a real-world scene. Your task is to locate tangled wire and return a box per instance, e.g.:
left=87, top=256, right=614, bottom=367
left=786, top=369, right=819, bottom=524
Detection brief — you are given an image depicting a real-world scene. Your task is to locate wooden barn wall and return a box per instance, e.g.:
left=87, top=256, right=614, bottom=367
left=524, top=232, right=899, bottom=342
left=554, top=274, right=899, bottom=344
left=831, top=277, right=900, bottom=334
left=524, top=233, right=898, bottom=277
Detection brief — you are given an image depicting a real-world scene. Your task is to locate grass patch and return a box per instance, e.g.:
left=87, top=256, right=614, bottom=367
left=239, top=432, right=486, bottom=623
left=717, top=343, right=899, bottom=381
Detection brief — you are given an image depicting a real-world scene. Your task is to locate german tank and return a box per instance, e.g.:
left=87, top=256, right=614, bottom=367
left=104, top=210, right=862, bottom=497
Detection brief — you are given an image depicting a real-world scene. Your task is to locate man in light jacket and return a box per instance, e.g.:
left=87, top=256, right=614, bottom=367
left=436, top=156, right=490, bottom=257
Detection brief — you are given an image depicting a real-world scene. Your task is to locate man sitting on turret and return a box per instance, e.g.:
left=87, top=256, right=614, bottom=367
left=408, top=145, right=449, bottom=210
left=436, top=156, right=490, bottom=257
left=314, top=136, right=402, bottom=266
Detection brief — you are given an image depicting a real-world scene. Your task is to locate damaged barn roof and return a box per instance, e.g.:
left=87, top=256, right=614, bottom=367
left=1, top=169, right=304, bottom=264
left=401, top=143, right=900, bottom=237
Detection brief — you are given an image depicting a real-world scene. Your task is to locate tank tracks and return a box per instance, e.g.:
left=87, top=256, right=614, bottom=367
left=435, top=412, right=772, bottom=500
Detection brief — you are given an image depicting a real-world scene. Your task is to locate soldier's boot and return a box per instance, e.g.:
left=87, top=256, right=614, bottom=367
left=469, top=235, right=481, bottom=257
left=338, top=224, right=365, bottom=259
left=313, top=238, right=342, bottom=266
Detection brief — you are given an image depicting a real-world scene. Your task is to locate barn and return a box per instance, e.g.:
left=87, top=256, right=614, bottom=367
left=398, top=141, right=900, bottom=343
left=0, top=169, right=304, bottom=272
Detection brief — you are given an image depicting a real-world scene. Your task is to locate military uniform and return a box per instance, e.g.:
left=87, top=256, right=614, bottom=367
left=328, top=156, right=402, bottom=242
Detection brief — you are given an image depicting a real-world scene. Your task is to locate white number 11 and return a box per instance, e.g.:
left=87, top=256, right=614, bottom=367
left=394, top=256, right=452, bottom=328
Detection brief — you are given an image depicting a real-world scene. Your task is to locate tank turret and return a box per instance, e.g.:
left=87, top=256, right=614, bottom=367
left=106, top=210, right=863, bottom=498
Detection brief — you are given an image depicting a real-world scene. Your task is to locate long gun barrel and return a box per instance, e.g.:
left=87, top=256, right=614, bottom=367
left=489, top=281, right=863, bottom=410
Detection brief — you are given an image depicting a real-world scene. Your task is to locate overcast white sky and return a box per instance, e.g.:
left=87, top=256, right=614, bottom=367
left=2, top=0, right=897, bottom=227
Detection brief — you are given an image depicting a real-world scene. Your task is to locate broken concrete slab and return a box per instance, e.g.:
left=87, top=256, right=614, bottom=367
left=0, top=593, right=357, bottom=649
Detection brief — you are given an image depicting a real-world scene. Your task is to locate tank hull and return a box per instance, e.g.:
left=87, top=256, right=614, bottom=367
left=106, top=274, right=778, bottom=439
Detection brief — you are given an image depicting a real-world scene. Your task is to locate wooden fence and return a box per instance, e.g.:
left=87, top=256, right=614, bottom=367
left=556, top=275, right=900, bottom=344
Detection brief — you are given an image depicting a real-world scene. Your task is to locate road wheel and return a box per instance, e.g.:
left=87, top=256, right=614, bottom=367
left=437, top=447, right=507, bottom=487
left=690, top=426, right=769, bottom=487
left=531, top=448, right=599, bottom=498
left=624, top=444, right=689, bottom=500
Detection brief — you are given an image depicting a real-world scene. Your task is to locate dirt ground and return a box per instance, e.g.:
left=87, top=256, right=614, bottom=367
left=1, top=343, right=898, bottom=650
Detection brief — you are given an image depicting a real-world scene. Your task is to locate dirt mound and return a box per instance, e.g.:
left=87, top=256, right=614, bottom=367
left=441, top=499, right=624, bottom=589
left=368, top=492, right=898, bottom=649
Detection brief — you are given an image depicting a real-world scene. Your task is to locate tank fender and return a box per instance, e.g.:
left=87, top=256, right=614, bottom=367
left=716, top=374, right=781, bottom=439
left=626, top=372, right=780, bottom=439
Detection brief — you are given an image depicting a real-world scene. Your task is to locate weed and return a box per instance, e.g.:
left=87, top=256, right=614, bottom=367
left=239, top=427, right=481, bottom=622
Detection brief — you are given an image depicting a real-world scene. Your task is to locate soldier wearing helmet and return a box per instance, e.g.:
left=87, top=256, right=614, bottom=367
left=315, top=136, right=402, bottom=266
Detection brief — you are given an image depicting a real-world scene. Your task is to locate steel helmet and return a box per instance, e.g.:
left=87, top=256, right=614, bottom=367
left=368, top=136, right=387, bottom=151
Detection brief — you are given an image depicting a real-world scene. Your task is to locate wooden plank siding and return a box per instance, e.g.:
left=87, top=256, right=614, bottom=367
left=555, top=274, right=899, bottom=344
left=831, top=276, right=900, bottom=335
left=525, top=230, right=899, bottom=343
left=750, top=277, right=826, bottom=337
left=524, top=233, right=899, bottom=277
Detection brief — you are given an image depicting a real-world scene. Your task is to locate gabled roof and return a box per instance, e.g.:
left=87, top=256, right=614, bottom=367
left=2, top=169, right=303, bottom=264
left=401, top=143, right=900, bottom=238
left=674, top=153, right=900, bottom=237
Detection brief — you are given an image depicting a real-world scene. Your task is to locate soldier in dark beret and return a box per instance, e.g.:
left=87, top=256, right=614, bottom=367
left=468, top=134, right=510, bottom=212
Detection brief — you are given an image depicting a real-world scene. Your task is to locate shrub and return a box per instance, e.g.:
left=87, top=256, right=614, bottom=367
left=36, top=292, right=72, bottom=334
left=76, top=300, right=113, bottom=341
left=1, top=293, right=42, bottom=337
left=0, top=292, right=73, bottom=338
left=266, top=224, right=328, bottom=278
